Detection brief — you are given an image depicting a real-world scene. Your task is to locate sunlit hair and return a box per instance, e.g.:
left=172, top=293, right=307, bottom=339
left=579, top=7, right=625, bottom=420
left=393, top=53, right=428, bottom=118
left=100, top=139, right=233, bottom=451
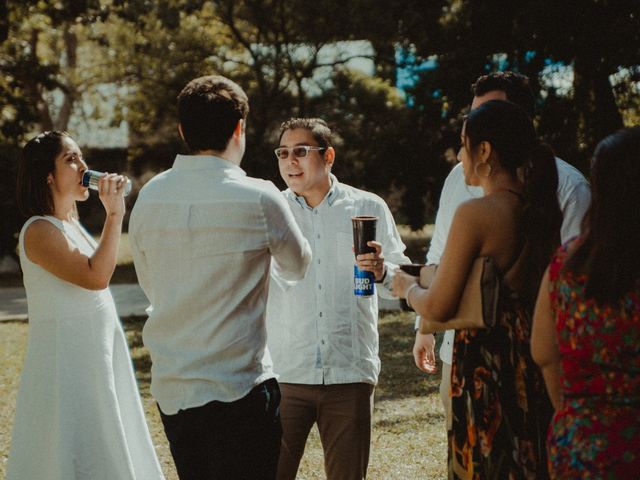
left=178, top=75, right=249, bottom=152
left=472, top=71, right=535, bottom=118
left=17, top=131, right=72, bottom=217
left=464, top=100, right=562, bottom=303
left=278, top=118, right=332, bottom=148
left=564, top=126, right=640, bottom=304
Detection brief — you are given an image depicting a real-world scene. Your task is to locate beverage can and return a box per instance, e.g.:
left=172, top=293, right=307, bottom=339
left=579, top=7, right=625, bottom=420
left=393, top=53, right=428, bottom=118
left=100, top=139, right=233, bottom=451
left=82, top=170, right=132, bottom=196
left=354, top=265, right=375, bottom=296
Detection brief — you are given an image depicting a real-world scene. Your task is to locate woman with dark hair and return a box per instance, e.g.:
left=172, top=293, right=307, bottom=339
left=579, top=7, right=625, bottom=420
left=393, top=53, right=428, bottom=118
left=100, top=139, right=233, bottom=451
left=7, top=132, right=164, bottom=479
left=393, top=100, right=561, bottom=478
left=532, top=127, right=640, bottom=477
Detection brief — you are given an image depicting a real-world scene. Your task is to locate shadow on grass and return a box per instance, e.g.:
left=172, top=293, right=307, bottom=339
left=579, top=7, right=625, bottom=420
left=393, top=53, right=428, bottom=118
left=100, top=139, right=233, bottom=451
left=376, top=312, right=440, bottom=400
left=376, top=312, right=441, bottom=401
left=375, top=408, right=444, bottom=432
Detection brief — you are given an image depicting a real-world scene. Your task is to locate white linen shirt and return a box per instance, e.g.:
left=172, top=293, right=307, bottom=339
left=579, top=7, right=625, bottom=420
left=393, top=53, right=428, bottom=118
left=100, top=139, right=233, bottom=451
left=266, top=175, right=410, bottom=386
left=129, top=155, right=311, bottom=415
left=426, top=159, right=591, bottom=364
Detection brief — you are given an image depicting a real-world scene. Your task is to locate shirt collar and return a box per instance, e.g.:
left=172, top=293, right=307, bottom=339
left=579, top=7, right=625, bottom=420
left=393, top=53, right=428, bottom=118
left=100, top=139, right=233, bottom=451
left=172, top=154, right=246, bottom=176
left=291, top=174, right=340, bottom=210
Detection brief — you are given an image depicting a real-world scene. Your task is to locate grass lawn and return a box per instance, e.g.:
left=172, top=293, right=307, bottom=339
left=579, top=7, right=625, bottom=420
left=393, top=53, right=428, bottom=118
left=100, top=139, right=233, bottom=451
left=0, top=311, right=447, bottom=479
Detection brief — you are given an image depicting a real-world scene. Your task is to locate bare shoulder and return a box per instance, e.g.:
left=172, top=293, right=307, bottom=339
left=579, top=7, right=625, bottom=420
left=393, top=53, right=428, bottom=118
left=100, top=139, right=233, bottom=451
left=447, top=198, right=487, bottom=249
left=24, top=218, right=61, bottom=242
left=453, top=196, right=494, bottom=224
left=24, top=219, right=62, bottom=241
left=24, top=219, right=67, bottom=261
left=451, top=194, right=519, bottom=253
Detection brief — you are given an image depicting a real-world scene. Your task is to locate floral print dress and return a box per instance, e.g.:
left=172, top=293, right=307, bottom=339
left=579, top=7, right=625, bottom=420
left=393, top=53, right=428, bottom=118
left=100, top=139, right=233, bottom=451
left=449, top=264, right=553, bottom=480
left=546, top=246, right=640, bottom=478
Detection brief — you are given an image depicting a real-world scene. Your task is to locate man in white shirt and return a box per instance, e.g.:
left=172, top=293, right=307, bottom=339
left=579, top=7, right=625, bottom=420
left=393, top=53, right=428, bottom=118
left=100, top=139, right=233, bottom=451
left=266, top=118, right=410, bottom=479
left=414, top=71, right=592, bottom=430
left=129, top=75, right=312, bottom=479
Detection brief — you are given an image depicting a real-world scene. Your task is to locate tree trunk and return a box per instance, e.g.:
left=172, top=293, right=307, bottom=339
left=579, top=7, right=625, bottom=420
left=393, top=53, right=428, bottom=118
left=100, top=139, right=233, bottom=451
left=0, top=0, right=8, bottom=44
left=573, top=54, right=624, bottom=155
left=26, top=28, right=54, bottom=131
left=371, top=41, right=396, bottom=83
left=54, top=24, right=78, bottom=131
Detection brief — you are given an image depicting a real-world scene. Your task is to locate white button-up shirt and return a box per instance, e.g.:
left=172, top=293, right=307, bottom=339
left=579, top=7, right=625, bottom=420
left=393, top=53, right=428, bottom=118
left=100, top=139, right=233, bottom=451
left=129, top=155, right=311, bottom=415
left=266, top=176, right=410, bottom=386
left=426, top=160, right=591, bottom=364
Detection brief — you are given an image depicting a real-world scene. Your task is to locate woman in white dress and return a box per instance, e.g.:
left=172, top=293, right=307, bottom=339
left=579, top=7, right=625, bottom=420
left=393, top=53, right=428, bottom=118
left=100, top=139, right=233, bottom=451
left=7, top=131, right=165, bottom=479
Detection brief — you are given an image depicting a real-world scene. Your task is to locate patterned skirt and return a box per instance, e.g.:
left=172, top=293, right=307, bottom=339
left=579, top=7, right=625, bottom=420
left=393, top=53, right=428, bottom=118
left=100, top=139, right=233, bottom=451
left=448, top=299, right=553, bottom=480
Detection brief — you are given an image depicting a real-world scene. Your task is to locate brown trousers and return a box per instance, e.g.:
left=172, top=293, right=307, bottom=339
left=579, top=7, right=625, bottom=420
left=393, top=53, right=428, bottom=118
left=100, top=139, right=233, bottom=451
left=277, top=382, right=375, bottom=480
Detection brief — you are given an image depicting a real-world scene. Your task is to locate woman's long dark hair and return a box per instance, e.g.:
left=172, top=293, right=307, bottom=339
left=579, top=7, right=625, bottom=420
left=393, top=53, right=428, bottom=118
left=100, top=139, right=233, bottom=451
left=564, top=127, right=640, bottom=304
left=464, top=100, right=562, bottom=297
left=16, top=131, right=71, bottom=217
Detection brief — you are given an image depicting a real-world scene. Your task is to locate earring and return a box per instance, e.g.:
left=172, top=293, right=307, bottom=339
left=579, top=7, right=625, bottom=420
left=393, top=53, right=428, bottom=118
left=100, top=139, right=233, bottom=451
left=474, top=162, right=492, bottom=177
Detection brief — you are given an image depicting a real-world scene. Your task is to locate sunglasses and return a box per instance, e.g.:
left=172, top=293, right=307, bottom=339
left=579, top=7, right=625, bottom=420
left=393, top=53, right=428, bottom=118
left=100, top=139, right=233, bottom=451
left=274, top=145, right=327, bottom=160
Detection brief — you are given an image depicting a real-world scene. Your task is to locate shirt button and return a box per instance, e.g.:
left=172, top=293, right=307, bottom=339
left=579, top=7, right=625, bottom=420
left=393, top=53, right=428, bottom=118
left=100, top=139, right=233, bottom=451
left=314, top=210, right=319, bottom=215
left=321, top=340, right=325, bottom=345
left=318, top=259, right=321, bottom=264
left=317, top=234, right=321, bottom=239
left=319, top=312, right=323, bottom=317
left=318, top=284, right=322, bottom=290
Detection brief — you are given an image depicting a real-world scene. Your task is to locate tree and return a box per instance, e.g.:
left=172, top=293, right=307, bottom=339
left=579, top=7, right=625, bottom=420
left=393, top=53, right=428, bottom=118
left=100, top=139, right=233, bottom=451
left=404, top=0, right=640, bottom=171
left=0, top=1, right=114, bottom=138
left=2, top=0, right=639, bottom=260
left=0, top=0, right=115, bottom=257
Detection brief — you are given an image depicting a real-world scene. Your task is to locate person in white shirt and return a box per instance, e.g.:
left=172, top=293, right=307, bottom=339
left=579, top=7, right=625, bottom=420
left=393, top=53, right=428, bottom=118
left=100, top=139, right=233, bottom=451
left=266, top=118, right=410, bottom=480
left=414, top=71, right=591, bottom=431
left=129, top=75, right=312, bottom=479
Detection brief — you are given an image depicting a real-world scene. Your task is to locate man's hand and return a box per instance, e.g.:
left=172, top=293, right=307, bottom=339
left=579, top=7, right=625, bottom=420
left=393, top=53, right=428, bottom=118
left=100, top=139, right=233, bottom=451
left=413, top=332, right=437, bottom=374
left=355, top=240, right=385, bottom=281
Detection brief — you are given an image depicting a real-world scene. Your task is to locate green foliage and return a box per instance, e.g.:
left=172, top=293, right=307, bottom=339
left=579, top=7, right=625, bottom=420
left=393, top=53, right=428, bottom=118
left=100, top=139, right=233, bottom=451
left=1, top=0, right=639, bottom=258
left=405, top=0, right=640, bottom=170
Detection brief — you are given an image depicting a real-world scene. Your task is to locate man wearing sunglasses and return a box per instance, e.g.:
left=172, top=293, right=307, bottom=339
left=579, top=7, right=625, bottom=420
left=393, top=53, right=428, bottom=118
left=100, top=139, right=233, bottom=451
left=266, top=118, right=410, bottom=479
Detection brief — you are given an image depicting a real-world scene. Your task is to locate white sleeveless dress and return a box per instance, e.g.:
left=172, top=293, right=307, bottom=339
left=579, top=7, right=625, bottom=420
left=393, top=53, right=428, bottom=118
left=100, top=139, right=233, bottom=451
left=7, top=216, right=165, bottom=480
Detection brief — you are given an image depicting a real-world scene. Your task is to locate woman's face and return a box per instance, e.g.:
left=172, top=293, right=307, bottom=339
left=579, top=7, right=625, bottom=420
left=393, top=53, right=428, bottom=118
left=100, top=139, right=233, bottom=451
left=48, top=136, right=90, bottom=202
left=457, top=123, right=480, bottom=186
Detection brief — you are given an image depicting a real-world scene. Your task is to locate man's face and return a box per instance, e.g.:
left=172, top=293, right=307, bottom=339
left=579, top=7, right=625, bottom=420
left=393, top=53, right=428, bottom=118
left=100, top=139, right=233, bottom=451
left=470, top=89, right=507, bottom=110
left=278, top=128, right=332, bottom=200
left=456, top=90, right=507, bottom=186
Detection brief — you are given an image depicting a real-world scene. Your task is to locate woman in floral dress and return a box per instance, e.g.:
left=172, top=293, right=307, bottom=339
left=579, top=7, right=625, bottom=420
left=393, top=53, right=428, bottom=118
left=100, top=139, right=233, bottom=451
left=532, top=127, right=640, bottom=478
left=393, top=100, right=561, bottom=478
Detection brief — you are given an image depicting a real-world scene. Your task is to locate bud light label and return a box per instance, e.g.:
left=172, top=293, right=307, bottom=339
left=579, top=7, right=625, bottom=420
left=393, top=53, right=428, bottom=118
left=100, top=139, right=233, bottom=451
left=354, top=265, right=375, bottom=296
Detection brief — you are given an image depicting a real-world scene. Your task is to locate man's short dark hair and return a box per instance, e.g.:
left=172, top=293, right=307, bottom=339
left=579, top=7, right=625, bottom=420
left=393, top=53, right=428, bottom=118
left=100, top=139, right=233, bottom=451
left=278, top=118, right=332, bottom=148
left=177, top=75, right=249, bottom=152
left=472, top=71, right=535, bottom=117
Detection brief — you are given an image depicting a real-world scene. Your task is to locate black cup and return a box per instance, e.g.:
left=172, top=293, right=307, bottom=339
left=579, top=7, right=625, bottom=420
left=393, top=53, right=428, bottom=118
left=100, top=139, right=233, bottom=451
left=351, top=216, right=378, bottom=256
left=399, top=263, right=425, bottom=311
left=399, top=263, right=424, bottom=276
